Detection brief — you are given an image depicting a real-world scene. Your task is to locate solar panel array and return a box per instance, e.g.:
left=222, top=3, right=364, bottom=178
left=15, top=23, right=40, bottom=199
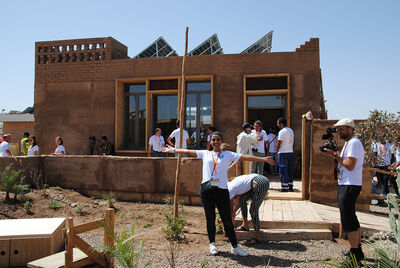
left=134, top=37, right=178, bottom=58
left=134, top=32, right=273, bottom=58
left=241, top=31, right=273, bottom=54
left=188, top=34, right=223, bottom=56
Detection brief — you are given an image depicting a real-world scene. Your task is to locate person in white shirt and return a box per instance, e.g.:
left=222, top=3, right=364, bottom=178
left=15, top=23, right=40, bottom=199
left=163, top=131, right=275, bottom=257
left=228, top=173, right=270, bottom=243
left=236, top=123, right=258, bottom=174
left=323, top=118, right=365, bottom=265
left=374, top=140, right=395, bottom=197
left=250, top=120, right=268, bottom=175
left=266, top=127, right=279, bottom=175
left=167, top=120, right=190, bottom=156
left=0, top=134, right=13, bottom=157
left=148, top=128, right=166, bottom=157
left=27, top=135, right=39, bottom=156
left=52, top=136, right=66, bottom=155
left=388, top=140, right=400, bottom=198
left=276, top=117, right=294, bottom=192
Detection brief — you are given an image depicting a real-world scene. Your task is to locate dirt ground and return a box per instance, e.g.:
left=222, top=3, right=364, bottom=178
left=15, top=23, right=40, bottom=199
left=0, top=188, right=394, bottom=267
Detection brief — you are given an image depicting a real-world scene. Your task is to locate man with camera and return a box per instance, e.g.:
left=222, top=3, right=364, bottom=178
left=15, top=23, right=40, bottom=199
left=322, top=118, right=365, bottom=265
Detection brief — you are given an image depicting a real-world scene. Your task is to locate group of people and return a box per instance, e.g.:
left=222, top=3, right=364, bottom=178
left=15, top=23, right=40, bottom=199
left=0, top=132, right=65, bottom=157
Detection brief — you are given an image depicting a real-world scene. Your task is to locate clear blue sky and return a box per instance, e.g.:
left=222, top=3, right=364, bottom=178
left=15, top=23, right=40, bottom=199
left=1, top=0, right=399, bottom=119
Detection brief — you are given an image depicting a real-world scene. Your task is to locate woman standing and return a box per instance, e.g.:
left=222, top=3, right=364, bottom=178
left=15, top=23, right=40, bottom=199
left=27, top=135, right=39, bottom=156
left=163, top=132, right=274, bottom=256
left=52, top=136, right=66, bottom=155
left=148, top=128, right=166, bottom=157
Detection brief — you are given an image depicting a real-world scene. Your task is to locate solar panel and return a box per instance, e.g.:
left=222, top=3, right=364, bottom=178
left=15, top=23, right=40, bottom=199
left=134, top=37, right=178, bottom=58
left=188, top=34, right=223, bottom=56
left=241, top=31, right=273, bottom=54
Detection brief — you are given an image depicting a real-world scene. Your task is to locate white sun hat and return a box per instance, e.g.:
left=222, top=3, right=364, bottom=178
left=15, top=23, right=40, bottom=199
left=333, top=118, right=354, bottom=128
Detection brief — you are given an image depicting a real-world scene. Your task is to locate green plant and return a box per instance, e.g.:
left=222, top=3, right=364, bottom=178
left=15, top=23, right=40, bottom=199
left=24, top=199, right=33, bottom=215
left=98, top=222, right=152, bottom=268
left=102, top=192, right=117, bottom=208
left=165, top=239, right=179, bottom=268
left=389, top=178, right=400, bottom=245
left=49, top=186, right=62, bottom=191
left=161, top=197, right=187, bottom=242
left=48, top=200, right=63, bottom=210
left=200, top=257, right=208, bottom=268
left=71, top=192, right=78, bottom=197
left=28, top=167, right=46, bottom=190
left=317, top=254, right=366, bottom=267
left=143, top=222, right=152, bottom=228
left=0, top=164, right=27, bottom=202
left=75, top=202, right=85, bottom=215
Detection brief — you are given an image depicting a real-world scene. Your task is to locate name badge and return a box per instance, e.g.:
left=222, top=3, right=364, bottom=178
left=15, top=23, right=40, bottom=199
left=210, top=175, right=219, bottom=187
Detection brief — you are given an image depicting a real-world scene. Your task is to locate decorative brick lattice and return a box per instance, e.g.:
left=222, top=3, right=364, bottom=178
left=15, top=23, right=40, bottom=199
left=35, top=37, right=129, bottom=64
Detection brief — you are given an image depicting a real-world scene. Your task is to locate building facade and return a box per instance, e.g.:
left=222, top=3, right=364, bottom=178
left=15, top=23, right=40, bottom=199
left=34, top=37, right=326, bottom=157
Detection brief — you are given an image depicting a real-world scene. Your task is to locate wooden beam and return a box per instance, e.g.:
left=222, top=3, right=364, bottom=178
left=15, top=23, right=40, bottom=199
left=364, top=167, right=397, bottom=176
left=73, top=220, right=103, bottom=234
left=104, top=209, right=115, bottom=268
left=65, top=217, right=73, bottom=268
left=73, top=234, right=107, bottom=268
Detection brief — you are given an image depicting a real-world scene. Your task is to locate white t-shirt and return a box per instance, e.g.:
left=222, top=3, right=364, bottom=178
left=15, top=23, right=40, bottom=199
left=251, top=130, right=268, bottom=153
left=169, top=129, right=189, bottom=149
left=277, top=127, right=294, bottom=153
left=228, top=173, right=258, bottom=199
left=0, top=141, right=10, bottom=157
left=393, top=146, right=400, bottom=170
left=207, top=134, right=211, bottom=142
left=338, top=136, right=365, bottom=186
left=267, top=133, right=278, bottom=153
left=55, top=145, right=66, bottom=155
left=375, top=142, right=392, bottom=166
left=196, top=150, right=242, bottom=189
left=28, top=145, right=39, bottom=156
left=148, top=135, right=165, bottom=152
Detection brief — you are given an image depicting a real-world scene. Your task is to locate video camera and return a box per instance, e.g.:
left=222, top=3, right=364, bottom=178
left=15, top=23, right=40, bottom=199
left=319, top=127, right=337, bottom=152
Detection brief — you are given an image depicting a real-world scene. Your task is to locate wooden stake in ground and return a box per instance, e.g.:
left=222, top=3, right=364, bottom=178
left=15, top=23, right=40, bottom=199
left=174, top=27, right=189, bottom=219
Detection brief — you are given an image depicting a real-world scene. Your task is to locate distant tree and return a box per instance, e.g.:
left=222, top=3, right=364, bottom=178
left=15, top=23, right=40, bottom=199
left=356, top=110, right=400, bottom=167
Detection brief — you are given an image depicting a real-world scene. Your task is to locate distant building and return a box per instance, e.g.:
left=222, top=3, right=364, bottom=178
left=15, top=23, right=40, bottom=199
left=34, top=35, right=326, bottom=156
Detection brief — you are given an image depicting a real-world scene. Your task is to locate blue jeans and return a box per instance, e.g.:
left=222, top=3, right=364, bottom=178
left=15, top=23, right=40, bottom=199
left=153, top=151, right=166, bottom=157
left=278, top=153, right=294, bottom=190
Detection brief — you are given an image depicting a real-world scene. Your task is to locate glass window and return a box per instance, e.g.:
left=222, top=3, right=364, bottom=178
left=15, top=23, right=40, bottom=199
left=125, top=84, right=146, bottom=150
left=247, top=95, right=286, bottom=130
left=185, top=81, right=211, bottom=149
left=153, top=95, right=178, bottom=143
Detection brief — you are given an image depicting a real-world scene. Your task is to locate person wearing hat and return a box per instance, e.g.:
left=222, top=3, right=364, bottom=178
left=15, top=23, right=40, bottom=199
left=322, top=118, right=365, bottom=265
left=236, top=123, right=258, bottom=174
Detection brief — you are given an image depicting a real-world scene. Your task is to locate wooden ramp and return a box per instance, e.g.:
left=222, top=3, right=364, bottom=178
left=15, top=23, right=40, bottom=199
left=27, top=248, right=92, bottom=268
left=234, top=200, right=390, bottom=241
left=267, top=177, right=302, bottom=200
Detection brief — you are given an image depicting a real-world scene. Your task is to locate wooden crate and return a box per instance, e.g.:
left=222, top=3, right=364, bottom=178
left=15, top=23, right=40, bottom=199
left=0, top=218, right=65, bottom=268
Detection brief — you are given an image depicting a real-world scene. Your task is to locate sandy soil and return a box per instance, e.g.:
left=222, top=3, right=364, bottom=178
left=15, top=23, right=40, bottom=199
left=0, top=188, right=395, bottom=267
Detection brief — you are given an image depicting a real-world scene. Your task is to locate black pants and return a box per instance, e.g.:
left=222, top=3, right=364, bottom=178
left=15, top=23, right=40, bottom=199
left=377, top=166, right=399, bottom=195
left=337, top=185, right=361, bottom=233
left=200, top=187, right=237, bottom=247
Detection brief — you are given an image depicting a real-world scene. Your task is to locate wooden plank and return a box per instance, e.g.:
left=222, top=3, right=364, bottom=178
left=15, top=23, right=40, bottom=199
left=282, top=201, right=294, bottom=221
left=104, top=208, right=115, bottom=268
left=272, top=200, right=283, bottom=221
left=73, top=234, right=106, bottom=268
left=65, top=218, right=73, bottom=268
left=0, top=239, right=9, bottom=268
left=27, top=248, right=92, bottom=268
left=73, top=220, right=103, bottom=234
left=305, top=201, right=324, bottom=221
left=262, top=200, right=273, bottom=221
left=289, top=200, right=306, bottom=221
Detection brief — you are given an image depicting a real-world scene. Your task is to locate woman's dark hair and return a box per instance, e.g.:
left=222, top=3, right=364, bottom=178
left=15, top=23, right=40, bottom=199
left=101, top=136, right=108, bottom=142
left=29, top=135, right=37, bottom=146
left=208, top=126, right=216, bottom=132
left=210, top=131, right=223, bottom=140
left=154, top=128, right=161, bottom=134
left=56, top=136, right=63, bottom=145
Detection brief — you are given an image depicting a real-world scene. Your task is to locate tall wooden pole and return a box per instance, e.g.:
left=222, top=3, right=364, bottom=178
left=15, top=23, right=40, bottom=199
left=174, top=27, right=189, bottom=219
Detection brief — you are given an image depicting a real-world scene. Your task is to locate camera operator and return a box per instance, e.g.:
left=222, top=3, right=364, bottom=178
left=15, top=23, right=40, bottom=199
left=322, top=118, right=365, bottom=265
left=97, top=136, right=114, bottom=156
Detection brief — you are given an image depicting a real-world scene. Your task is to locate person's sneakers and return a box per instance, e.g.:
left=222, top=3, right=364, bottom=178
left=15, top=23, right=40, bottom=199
left=231, top=245, right=248, bottom=256
left=209, top=242, right=219, bottom=255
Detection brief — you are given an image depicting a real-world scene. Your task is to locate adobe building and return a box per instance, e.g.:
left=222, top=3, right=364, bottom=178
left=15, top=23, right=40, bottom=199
left=34, top=34, right=326, bottom=159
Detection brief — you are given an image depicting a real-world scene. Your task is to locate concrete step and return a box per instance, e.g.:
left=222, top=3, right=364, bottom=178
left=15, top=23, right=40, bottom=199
left=27, top=248, right=92, bottom=268
left=235, top=228, right=332, bottom=241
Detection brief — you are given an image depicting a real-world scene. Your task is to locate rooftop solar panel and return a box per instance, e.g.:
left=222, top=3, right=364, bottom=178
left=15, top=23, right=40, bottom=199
left=241, top=31, right=273, bottom=54
left=188, top=34, right=223, bottom=56
left=134, top=37, right=178, bottom=58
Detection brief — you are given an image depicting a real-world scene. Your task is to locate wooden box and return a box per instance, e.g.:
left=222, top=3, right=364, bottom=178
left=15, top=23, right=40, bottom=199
left=0, top=218, right=65, bottom=267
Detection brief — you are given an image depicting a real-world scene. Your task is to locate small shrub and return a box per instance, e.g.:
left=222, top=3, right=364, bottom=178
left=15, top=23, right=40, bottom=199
left=48, top=200, right=63, bottom=210
left=161, top=197, right=186, bottom=242
left=201, top=257, right=208, bottom=268
left=71, top=192, right=78, bottom=197
left=75, top=202, right=85, bottom=215
left=102, top=192, right=117, bottom=208
left=0, top=164, right=25, bottom=202
left=98, top=222, right=152, bottom=268
left=49, top=186, right=62, bottom=191
left=143, top=222, right=152, bottom=228
left=24, top=199, right=33, bottom=215
left=28, top=168, right=46, bottom=190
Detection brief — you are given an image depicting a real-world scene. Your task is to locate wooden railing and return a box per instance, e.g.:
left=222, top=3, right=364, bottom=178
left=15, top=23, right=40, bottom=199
left=65, top=208, right=115, bottom=268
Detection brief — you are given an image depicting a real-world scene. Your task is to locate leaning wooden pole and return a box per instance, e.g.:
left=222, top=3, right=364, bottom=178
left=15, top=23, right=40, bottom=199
left=174, top=27, right=189, bottom=219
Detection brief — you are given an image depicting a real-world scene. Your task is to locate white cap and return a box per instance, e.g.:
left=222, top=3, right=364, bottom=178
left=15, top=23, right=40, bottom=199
left=333, top=118, right=354, bottom=128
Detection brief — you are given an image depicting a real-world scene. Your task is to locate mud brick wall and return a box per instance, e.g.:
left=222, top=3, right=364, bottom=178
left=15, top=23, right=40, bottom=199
left=34, top=37, right=324, bottom=159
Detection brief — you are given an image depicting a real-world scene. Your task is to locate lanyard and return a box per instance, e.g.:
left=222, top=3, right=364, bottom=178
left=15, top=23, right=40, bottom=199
left=155, top=136, right=161, bottom=146
left=379, top=143, right=386, bottom=156
left=211, top=151, right=221, bottom=176
left=339, top=136, right=354, bottom=168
